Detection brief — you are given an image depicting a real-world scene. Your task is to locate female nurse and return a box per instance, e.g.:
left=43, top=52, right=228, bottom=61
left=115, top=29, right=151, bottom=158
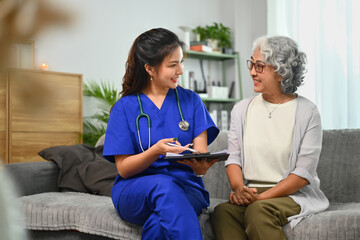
left=103, top=28, right=219, bottom=240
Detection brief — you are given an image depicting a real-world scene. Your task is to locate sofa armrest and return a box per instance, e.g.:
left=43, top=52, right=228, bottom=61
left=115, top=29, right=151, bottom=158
left=2, top=161, right=60, bottom=196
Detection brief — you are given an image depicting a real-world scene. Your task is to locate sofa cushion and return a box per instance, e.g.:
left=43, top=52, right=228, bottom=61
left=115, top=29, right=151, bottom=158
left=18, top=192, right=216, bottom=240
left=203, top=131, right=232, bottom=200
left=318, top=129, right=360, bottom=203
left=3, top=161, right=59, bottom=197
left=18, top=192, right=142, bottom=240
left=283, top=202, right=360, bottom=240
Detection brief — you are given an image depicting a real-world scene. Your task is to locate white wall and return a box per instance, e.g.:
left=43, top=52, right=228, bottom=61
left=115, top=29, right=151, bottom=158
left=234, top=0, right=267, bottom=98
left=33, top=0, right=267, bottom=114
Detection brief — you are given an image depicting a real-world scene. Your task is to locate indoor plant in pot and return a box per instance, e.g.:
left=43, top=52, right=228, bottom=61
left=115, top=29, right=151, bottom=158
left=83, top=80, right=120, bottom=146
left=216, top=23, right=233, bottom=54
left=192, top=22, right=233, bottom=53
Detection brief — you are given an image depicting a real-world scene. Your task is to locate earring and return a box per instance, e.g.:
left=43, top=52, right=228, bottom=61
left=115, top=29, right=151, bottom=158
left=150, top=77, right=153, bottom=81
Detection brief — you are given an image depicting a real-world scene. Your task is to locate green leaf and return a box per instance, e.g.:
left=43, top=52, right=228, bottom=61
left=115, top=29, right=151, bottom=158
left=192, top=22, right=232, bottom=48
left=83, top=80, right=120, bottom=146
left=83, top=120, right=107, bottom=146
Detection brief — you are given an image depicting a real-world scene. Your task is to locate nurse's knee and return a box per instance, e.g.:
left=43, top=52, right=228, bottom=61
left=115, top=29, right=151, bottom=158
left=152, top=175, right=180, bottom=189
left=149, top=175, right=183, bottom=199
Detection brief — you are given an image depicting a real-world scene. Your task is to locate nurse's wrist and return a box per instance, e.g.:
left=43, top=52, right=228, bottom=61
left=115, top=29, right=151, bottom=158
left=152, top=142, right=166, bottom=155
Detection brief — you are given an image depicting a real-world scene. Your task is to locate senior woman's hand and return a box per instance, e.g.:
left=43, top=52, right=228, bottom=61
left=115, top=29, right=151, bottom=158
left=241, top=186, right=262, bottom=204
left=177, top=158, right=218, bottom=176
left=229, top=186, right=258, bottom=206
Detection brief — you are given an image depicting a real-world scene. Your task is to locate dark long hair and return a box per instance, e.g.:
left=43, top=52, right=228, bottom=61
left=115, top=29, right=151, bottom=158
left=120, top=28, right=184, bottom=97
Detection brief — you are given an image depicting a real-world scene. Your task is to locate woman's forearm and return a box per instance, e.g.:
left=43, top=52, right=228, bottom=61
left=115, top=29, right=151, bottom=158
left=226, top=164, right=246, bottom=191
left=116, top=131, right=209, bottom=179
left=259, top=173, right=309, bottom=200
left=192, top=131, right=208, bottom=153
left=115, top=146, right=162, bottom=179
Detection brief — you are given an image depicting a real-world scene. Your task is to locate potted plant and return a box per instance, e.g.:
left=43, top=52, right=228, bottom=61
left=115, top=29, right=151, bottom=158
left=216, top=23, right=233, bottom=54
left=204, top=23, right=220, bottom=52
left=192, top=26, right=208, bottom=42
left=192, top=22, right=233, bottom=53
left=83, top=80, right=120, bottom=146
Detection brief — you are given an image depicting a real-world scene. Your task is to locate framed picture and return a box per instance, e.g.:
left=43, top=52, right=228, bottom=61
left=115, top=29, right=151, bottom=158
left=9, top=40, right=35, bottom=69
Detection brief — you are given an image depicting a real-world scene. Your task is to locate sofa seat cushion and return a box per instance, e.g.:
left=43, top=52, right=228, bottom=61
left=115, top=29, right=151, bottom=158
left=18, top=192, right=142, bottom=240
left=283, top=202, right=360, bottom=240
left=18, top=192, right=217, bottom=240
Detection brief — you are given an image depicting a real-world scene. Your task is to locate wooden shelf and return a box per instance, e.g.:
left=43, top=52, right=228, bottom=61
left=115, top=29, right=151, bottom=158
left=201, top=97, right=240, bottom=103
left=184, top=50, right=238, bottom=61
left=184, top=49, right=242, bottom=131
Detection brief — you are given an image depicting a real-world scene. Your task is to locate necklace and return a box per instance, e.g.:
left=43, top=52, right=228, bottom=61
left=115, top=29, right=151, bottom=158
left=263, top=96, right=284, bottom=118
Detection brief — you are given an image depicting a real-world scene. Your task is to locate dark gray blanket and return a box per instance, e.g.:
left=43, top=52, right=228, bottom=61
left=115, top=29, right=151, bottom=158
left=38, top=144, right=118, bottom=196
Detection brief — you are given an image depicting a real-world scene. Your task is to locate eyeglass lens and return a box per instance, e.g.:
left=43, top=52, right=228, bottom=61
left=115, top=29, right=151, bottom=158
left=246, top=60, right=264, bottom=73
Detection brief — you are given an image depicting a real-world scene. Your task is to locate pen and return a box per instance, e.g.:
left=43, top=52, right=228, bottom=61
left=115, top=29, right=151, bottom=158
left=165, top=142, right=199, bottom=153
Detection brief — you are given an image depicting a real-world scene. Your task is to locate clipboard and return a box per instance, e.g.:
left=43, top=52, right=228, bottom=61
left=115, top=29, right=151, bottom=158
left=164, top=150, right=229, bottom=162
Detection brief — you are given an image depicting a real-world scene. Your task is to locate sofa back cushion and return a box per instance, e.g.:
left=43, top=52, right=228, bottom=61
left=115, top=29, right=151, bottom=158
left=203, top=131, right=231, bottom=199
left=3, top=161, right=59, bottom=196
left=317, top=129, right=360, bottom=203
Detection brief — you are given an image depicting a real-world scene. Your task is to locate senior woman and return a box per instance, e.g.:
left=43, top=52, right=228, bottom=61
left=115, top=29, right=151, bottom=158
left=211, top=36, right=329, bottom=240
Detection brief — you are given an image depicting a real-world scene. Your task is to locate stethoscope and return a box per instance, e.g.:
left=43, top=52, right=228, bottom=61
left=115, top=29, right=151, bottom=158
left=136, top=88, right=189, bottom=152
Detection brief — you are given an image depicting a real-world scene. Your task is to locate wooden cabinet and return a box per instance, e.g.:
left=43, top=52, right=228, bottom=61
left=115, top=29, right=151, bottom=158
left=0, top=69, right=83, bottom=164
left=0, top=73, right=7, bottom=163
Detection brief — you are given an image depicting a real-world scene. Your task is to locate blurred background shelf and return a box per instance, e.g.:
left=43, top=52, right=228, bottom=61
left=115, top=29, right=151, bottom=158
left=201, top=97, right=240, bottom=103
left=185, top=50, right=238, bottom=60
left=184, top=50, right=243, bottom=131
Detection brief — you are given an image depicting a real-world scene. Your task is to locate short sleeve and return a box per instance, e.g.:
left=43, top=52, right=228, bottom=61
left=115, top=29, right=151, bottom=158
left=192, top=92, right=219, bottom=145
left=103, top=101, right=136, bottom=162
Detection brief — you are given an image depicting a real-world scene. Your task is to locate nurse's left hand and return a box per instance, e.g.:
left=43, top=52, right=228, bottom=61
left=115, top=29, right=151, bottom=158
left=177, top=158, right=218, bottom=176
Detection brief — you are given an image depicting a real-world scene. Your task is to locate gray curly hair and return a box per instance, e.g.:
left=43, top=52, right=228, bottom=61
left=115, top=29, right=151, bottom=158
left=252, top=36, right=307, bottom=94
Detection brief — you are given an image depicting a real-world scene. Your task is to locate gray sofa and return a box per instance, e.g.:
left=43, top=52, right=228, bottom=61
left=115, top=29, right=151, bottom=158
left=3, top=129, right=360, bottom=240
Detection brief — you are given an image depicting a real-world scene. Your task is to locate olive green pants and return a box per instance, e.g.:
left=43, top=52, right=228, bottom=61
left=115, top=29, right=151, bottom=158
left=211, top=188, right=300, bottom=240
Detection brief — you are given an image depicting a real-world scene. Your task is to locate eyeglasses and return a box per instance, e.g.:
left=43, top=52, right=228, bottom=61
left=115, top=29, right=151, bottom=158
left=246, top=60, right=268, bottom=73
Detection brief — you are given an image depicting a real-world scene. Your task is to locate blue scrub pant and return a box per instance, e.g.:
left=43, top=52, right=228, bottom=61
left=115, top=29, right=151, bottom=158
left=111, top=174, right=207, bottom=240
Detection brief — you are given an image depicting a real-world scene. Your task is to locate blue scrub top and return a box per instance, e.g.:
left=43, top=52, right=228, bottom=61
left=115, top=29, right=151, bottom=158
left=103, top=87, right=219, bottom=195
left=103, top=86, right=218, bottom=162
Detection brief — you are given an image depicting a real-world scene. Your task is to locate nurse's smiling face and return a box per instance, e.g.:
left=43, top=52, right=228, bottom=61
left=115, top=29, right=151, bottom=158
left=151, top=46, right=184, bottom=90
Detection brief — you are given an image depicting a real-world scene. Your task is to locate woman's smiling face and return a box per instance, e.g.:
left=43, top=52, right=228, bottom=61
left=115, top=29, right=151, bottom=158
left=152, top=46, right=184, bottom=90
left=250, top=48, right=282, bottom=95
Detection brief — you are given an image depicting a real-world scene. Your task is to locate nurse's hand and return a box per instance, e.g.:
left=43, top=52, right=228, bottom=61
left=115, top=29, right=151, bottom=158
left=153, top=138, right=192, bottom=155
left=177, top=158, right=218, bottom=176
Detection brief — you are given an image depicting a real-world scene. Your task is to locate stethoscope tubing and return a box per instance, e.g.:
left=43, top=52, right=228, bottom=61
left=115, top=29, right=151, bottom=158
left=136, top=88, right=188, bottom=152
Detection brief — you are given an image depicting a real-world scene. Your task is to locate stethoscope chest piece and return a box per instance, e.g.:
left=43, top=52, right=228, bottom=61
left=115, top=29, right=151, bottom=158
left=179, top=120, right=189, bottom=131
left=136, top=88, right=189, bottom=152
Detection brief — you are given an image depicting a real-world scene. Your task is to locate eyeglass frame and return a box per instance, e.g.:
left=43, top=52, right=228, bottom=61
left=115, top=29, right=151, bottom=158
left=246, top=59, right=269, bottom=73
